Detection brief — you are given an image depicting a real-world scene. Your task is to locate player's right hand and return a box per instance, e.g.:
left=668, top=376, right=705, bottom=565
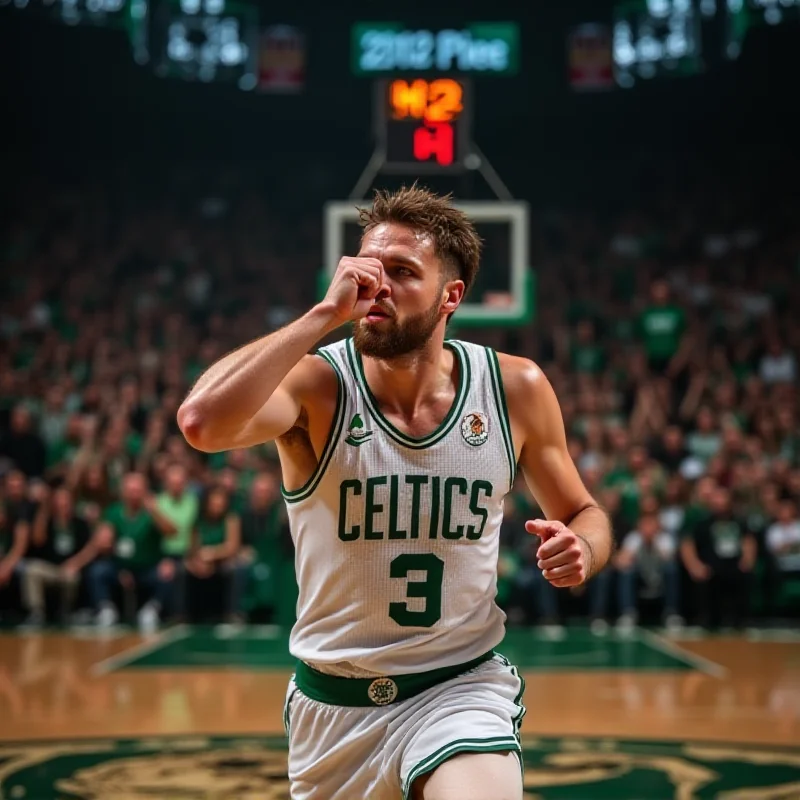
left=322, top=257, right=388, bottom=324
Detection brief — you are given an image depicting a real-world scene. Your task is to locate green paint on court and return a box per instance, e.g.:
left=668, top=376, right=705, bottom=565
left=2, top=734, right=798, bottom=799
left=117, top=626, right=697, bottom=672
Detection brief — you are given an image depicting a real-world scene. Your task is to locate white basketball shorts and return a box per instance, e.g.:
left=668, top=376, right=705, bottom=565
left=283, top=653, right=526, bottom=800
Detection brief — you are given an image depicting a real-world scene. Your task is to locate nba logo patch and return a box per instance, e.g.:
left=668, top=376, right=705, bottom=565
left=461, top=412, right=489, bottom=446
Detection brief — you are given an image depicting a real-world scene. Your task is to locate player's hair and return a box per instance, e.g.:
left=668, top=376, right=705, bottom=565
left=358, top=184, right=482, bottom=298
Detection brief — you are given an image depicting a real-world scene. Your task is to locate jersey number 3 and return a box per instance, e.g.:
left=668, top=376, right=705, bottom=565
left=389, top=553, right=444, bottom=627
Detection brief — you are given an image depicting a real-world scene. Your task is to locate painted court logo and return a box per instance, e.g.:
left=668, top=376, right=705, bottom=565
left=345, top=413, right=373, bottom=447
left=461, top=411, right=489, bottom=446
left=1, top=735, right=799, bottom=799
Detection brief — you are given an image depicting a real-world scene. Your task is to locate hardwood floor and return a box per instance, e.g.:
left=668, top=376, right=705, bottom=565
left=1, top=626, right=798, bottom=798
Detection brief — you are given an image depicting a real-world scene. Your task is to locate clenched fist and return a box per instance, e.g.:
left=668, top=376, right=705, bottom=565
left=526, top=518, right=593, bottom=588
left=322, top=256, right=389, bottom=326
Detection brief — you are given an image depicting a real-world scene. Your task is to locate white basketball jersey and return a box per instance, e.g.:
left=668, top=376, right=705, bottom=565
left=284, top=337, right=517, bottom=677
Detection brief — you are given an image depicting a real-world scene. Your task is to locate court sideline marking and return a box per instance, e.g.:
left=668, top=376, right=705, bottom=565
left=637, top=628, right=728, bottom=679
left=91, top=624, right=189, bottom=676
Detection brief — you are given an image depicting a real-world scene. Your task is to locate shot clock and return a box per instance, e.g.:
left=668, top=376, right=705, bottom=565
left=377, top=77, right=472, bottom=173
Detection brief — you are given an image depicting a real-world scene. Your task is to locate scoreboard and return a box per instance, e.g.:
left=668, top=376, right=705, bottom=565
left=611, top=0, right=800, bottom=83
left=352, top=23, right=519, bottom=76
left=350, top=21, right=520, bottom=176
left=612, top=0, right=704, bottom=88
left=130, top=0, right=259, bottom=88
left=378, top=77, right=471, bottom=172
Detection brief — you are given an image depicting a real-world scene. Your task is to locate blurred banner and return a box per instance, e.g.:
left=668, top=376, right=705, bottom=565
left=568, top=23, right=613, bottom=91
left=258, top=24, right=306, bottom=93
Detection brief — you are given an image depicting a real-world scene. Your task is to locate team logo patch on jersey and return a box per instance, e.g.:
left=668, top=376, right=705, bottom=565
left=367, top=677, right=398, bottom=706
left=345, top=413, right=373, bottom=447
left=461, top=411, right=489, bottom=446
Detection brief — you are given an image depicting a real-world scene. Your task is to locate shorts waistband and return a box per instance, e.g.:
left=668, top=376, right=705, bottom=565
left=294, top=650, right=495, bottom=708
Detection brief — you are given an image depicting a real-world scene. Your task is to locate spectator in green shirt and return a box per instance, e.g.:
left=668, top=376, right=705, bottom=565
left=686, top=407, right=722, bottom=464
left=238, top=472, right=283, bottom=616
left=637, top=279, right=686, bottom=374
left=87, top=472, right=177, bottom=631
left=601, top=445, right=654, bottom=528
left=681, top=476, right=717, bottom=534
left=570, top=319, right=606, bottom=375
left=157, top=463, right=198, bottom=560
left=156, top=463, right=199, bottom=618
left=182, top=486, right=241, bottom=623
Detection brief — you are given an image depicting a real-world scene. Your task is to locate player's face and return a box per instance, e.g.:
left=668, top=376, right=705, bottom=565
left=353, top=223, right=448, bottom=359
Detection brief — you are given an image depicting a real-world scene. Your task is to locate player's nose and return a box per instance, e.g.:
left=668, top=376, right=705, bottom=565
left=374, top=281, right=392, bottom=302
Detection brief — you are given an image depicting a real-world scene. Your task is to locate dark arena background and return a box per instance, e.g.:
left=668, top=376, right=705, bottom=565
left=1, top=1, right=799, bottom=798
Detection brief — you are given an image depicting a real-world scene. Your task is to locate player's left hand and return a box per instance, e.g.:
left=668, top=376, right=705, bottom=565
left=525, top=519, right=591, bottom=588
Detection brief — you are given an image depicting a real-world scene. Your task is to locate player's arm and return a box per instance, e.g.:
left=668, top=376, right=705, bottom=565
left=500, top=354, right=613, bottom=586
left=178, top=257, right=387, bottom=453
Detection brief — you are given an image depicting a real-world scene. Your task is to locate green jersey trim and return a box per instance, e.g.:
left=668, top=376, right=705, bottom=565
left=485, top=347, right=517, bottom=489
left=346, top=338, right=471, bottom=450
left=281, top=349, right=346, bottom=503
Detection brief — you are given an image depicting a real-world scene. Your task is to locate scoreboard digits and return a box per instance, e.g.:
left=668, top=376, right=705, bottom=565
left=390, top=79, right=463, bottom=122
left=380, top=77, right=471, bottom=173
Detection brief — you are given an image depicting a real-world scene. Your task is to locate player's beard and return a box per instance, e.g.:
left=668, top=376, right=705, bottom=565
left=353, top=295, right=443, bottom=360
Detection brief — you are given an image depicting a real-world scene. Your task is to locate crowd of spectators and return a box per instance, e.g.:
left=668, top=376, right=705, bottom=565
left=1, top=168, right=798, bottom=633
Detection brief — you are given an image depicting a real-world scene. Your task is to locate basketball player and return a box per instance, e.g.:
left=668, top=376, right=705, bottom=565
left=178, top=187, right=613, bottom=800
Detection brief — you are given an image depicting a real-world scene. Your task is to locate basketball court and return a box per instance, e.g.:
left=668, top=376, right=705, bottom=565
left=2, top=624, right=799, bottom=798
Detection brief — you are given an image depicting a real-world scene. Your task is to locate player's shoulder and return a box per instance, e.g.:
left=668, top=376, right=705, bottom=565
left=287, top=349, right=342, bottom=402
left=487, top=350, right=563, bottom=431
left=492, top=350, right=550, bottom=398
left=451, top=340, right=543, bottom=385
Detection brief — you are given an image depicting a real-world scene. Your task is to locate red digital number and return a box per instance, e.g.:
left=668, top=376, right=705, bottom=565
left=412, top=122, right=454, bottom=166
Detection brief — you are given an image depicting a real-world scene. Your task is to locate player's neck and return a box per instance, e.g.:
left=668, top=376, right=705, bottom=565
left=361, top=337, right=456, bottom=420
